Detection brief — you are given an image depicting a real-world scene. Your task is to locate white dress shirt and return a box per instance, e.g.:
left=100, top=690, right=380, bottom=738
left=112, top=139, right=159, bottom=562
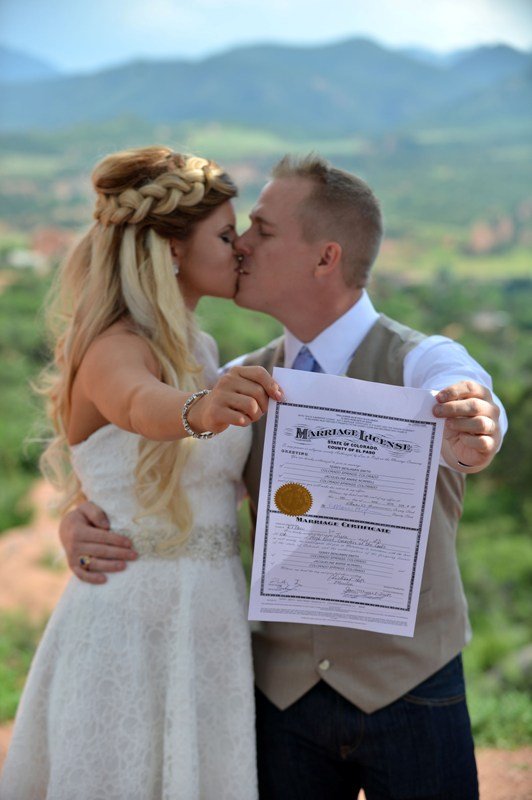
left=224, top=291, right=508, bottom=461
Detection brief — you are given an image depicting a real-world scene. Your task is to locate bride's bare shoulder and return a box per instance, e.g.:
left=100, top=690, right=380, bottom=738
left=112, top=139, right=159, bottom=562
left=81, top=320, right=161, bottom=377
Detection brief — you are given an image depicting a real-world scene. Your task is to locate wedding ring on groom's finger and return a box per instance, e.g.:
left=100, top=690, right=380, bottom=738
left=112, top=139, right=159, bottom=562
left=79, top=554, right=92, bottom=569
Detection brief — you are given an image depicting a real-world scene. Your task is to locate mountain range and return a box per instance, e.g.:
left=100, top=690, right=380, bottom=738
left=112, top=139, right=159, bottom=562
left=0, top=39, right=530, bottom=135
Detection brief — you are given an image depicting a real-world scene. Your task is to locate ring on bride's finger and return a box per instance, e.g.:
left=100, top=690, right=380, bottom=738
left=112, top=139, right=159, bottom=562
left=79, top=554, right=92, bottom=569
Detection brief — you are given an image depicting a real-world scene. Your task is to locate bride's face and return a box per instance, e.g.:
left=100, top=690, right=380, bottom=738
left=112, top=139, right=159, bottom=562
left=173, top=201, right=239, bottom=310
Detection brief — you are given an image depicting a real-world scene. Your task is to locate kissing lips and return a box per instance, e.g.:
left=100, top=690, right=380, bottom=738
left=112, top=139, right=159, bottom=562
left=235, top=256, right=250, bottom=276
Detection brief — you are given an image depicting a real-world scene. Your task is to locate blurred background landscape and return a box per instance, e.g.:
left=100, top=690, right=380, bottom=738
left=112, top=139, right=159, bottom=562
left=0, top=0, right=531, bottom=769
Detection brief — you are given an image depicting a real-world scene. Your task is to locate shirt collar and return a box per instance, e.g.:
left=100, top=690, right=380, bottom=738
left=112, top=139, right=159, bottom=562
left=284, top=290, right=379, bottom=374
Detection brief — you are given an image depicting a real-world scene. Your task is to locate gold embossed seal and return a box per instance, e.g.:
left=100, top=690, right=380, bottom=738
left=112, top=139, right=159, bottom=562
left=274, top=482, right=313, bottom=516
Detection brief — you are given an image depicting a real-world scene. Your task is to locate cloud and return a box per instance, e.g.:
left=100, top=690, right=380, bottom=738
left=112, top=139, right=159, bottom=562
left=125, top=0, right=196, bottom=30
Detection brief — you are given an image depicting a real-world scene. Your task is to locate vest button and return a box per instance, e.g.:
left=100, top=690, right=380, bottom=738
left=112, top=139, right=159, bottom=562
left=318, top=659, right=330, bottom=671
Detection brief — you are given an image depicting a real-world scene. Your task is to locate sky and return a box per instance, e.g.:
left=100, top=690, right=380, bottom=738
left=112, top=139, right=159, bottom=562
left=1, top=0, right=531, bottom=73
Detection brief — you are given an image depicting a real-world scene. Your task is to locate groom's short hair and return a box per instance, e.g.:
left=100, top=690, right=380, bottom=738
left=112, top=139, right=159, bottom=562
left=272, top=154, right=383, bottom=288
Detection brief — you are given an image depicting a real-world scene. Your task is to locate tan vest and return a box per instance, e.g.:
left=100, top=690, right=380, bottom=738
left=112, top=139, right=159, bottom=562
left=243, top=314, right=469, bottom=714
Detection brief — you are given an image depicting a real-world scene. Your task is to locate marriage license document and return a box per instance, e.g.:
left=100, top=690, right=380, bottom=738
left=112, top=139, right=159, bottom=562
left=248, top=368, right=445, bottom=637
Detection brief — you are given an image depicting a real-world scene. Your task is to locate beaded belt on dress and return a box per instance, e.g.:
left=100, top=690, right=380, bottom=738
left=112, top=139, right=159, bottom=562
left=116, top=522, right=240, bottom=561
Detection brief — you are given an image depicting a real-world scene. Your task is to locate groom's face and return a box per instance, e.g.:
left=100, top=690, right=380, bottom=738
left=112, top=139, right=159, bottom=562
left=234, top=177, right=322, bottom=321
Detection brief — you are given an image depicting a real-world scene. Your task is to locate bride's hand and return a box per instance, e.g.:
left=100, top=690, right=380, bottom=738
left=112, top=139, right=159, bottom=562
left=186, top=366, right=283, bottom=435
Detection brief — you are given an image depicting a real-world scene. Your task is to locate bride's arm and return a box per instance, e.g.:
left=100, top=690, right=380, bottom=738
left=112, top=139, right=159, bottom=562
left=78, top=331, right=282, bottom=441
left=62, top=332, right=283, bottom=583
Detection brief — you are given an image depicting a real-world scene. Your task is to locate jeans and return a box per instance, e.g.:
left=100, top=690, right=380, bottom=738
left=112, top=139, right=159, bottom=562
left=256, top=655, right=478, bottom=800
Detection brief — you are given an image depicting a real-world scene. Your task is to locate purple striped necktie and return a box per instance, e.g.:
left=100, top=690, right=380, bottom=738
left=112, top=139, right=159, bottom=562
left=292, top=345, right=323, bottom=373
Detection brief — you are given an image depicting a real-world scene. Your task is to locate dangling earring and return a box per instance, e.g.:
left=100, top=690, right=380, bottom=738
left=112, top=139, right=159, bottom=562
left=173, top=260, right=180, bottom=276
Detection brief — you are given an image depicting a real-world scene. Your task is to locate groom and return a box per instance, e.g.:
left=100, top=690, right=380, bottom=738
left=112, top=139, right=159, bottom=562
left=60, top=154, right=505, bottom=799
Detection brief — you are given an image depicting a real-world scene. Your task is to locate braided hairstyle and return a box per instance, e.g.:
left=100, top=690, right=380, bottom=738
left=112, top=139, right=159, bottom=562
left=93, top=148, right=233, bottom=231
left=39, top=146, right=237, bottom=535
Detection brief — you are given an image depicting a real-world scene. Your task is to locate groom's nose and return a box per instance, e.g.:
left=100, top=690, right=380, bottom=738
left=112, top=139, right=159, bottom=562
left=234, top=231, right=252, bottom=255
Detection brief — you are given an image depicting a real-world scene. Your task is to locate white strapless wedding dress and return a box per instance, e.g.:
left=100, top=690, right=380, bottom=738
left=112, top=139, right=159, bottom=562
left=1, top=419, right=257, bottom=799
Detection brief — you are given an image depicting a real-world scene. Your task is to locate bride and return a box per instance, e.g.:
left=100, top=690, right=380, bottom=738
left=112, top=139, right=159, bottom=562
left=0, top=146, right=282, bottom=799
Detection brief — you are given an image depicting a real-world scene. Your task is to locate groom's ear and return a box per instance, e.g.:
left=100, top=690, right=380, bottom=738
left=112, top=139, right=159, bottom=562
left=314, top=242, right=342, bottom=278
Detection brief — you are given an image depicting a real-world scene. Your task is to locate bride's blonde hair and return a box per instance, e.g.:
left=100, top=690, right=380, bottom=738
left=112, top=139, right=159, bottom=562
left=39, top=146, right=237, bottom=534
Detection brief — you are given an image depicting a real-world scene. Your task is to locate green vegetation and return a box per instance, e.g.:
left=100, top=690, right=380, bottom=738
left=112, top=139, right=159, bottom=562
left=0, top=611, right=47, bottom=722
left=37, top=548, right=67, bottom=573
left=197, top=297, right=281, bottom=364
left=459, top=499, right=532, bottom=746
left=0, top=270, right=50, bottom=530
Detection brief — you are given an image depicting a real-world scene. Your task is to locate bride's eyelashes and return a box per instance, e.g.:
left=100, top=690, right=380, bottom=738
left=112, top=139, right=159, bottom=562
left=220, top=227, right=236, bottom=245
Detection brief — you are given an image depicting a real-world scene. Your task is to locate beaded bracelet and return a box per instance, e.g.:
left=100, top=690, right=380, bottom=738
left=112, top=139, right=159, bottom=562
left=181, top=389, right=216, bottom=439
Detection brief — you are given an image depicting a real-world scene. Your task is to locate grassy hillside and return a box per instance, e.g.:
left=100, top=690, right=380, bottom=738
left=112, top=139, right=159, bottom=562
left=1, top=117, right=530, bottom=286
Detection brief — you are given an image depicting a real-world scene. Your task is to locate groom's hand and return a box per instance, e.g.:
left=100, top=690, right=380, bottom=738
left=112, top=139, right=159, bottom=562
left=433, top=380, right=502, bottom=473
left=59, top=501, right=138, bottom=584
